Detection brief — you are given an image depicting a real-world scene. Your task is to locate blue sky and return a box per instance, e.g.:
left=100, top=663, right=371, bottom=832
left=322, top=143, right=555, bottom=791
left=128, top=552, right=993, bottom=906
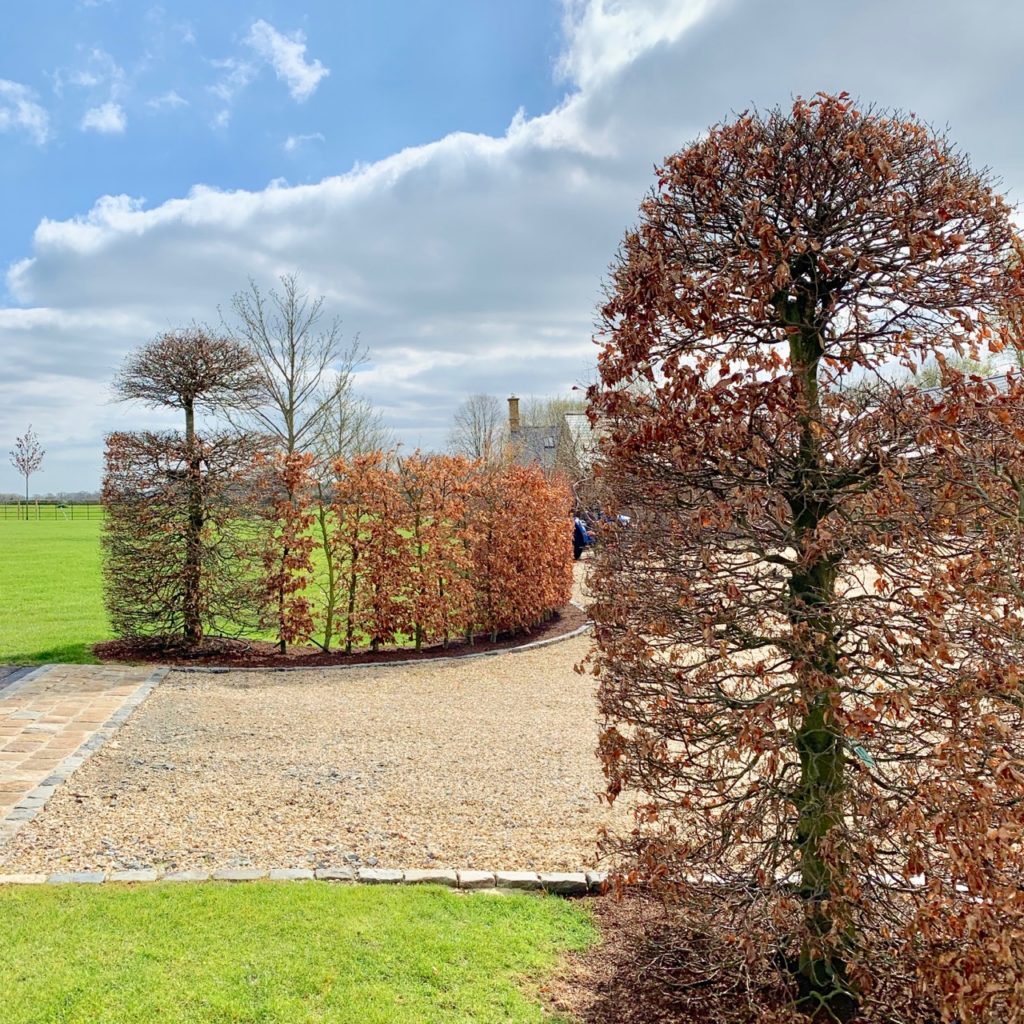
left=1, top=1, right=565, bottom=286
left=3, top=0, right=1024, bottom=493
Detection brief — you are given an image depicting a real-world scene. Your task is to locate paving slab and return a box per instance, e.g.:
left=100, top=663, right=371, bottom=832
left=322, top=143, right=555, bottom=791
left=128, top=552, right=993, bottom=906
left=539, top=872, right=589, bottom=895
left=163, top=870, right=211, bottom=882
left=109, top=869, right=160, bottom=883
left=269, top=868, right=315, bottom=881
left=212, top=868, right=268, bottom=882
left=403, top=869, right=459, bottom=886
left=314, top=867, right=355, bottom=881
left=48, top=871, right=105, bottom=884
left=457, top=870, right=497, bottom=890
left=495, top=871, right=542, bottom=890
left=0, top=665, right=167, bottom=849
left=357, top=867, right=403, bottom=884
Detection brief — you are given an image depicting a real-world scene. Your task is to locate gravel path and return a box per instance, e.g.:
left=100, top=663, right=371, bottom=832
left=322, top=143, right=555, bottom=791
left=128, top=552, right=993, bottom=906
left=0, top=569, right=624, bottom=874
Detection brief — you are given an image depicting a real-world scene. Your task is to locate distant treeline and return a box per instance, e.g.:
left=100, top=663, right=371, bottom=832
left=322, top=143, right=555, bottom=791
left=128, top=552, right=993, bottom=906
left=0, top=491, right=101, bottom=503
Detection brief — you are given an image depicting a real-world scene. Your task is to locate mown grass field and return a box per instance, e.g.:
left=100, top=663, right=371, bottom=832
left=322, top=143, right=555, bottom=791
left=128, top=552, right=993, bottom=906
left=0, top=882, right=594, bottom=1024
left=0, top=516, right=108, bottom=664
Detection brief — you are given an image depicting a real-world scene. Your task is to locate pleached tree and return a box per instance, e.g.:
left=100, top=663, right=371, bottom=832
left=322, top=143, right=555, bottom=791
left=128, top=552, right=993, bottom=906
left=588, top=94, right=1024, bottom=1022
left=108, top=329, right=264, bottom=646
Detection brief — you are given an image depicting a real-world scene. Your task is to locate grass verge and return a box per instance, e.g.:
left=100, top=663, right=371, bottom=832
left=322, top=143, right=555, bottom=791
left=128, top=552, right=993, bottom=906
left=0, top=881, right=594, bottom=1024
left=0, top=518, right=107, bottom=664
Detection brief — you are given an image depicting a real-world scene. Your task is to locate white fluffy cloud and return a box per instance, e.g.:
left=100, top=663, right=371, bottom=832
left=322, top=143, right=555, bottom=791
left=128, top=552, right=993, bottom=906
left=245, top=19, right=330, bottom=102
left=0, top=80, right=50, bottom=144
left=557, top=0, right=710, bottom=88
left=80, top=101, right=127, bottom=134
left=4, top=0, right=1024, bottom=491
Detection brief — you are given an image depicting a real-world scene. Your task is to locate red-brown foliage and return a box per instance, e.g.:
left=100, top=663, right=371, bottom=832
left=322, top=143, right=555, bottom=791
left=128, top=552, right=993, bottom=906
left=105, top=441, right=573, bottom=654
left=328, top=451, right=390, bottom=653
left=327, top=453, right=573, bottom=649
left=469, top=462, right=574, bottom=640
left=393, top=453, right=476, bottom=649
left=254, top=451, right=318, bottom=649
left=588, top=94, right=1024, bottom=1022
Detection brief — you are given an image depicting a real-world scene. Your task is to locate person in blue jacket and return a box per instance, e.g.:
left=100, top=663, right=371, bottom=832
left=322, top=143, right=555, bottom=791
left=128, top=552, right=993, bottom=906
left=573, top=513, right=595, bottom=560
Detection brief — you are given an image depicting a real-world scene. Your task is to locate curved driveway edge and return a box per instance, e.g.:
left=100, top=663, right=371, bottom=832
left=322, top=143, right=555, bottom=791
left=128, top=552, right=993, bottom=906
left=0, top=866, right=607, bottom=895
left=170, top=608, right=593, bottom=675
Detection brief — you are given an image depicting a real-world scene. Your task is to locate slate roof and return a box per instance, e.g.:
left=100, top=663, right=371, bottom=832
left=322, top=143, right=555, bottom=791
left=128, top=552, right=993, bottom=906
left=512, top=424, right=559, bottom=470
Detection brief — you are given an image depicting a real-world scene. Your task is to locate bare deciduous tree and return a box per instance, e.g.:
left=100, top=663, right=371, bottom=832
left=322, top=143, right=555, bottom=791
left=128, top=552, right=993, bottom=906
left=519, top=394, right=586, bottom=428
left=315, top=389, right=393, bottom=466
left=226, top=272, right=379, bottom=652
left=448, top=393, right=506, bottom=463
left=227, top=273, right=366, bottom=457
left=9, top=425, right=45, bottom=504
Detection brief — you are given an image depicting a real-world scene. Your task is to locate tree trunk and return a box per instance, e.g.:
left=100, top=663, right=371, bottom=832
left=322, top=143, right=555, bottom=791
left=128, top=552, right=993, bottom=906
left=316, top=495, right=335, bottom=652
left=345, top=540, right=360, bottom=655
left=414, top=513, right=423, bottom=651
left=787, top=320, right=856, bottom=1021
left=183, top=400, right=203, bottom=646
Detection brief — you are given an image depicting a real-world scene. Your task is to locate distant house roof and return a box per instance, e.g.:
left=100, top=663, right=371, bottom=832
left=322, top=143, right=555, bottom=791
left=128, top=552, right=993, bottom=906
left=505, top=395, right=602, bottom=474
left=512, top=424, right=559, bottom=470
left=562, top=413, right=597, bottom=470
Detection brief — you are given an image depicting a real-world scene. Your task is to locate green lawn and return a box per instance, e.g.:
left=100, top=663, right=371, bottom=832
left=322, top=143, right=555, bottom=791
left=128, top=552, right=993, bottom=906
left=0, top=517, right=108, bottom=664
left=0, top=882, right=594, bottom=1024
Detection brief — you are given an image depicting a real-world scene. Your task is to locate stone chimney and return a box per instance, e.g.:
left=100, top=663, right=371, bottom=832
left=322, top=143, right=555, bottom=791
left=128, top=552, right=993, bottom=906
left=508, top=395, right=521, bottom=435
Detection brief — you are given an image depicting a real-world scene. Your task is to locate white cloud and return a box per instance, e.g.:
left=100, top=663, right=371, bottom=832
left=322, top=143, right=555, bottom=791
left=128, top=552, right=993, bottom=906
left=208, top=57, right=255, bottom=104
left=80, top=101, right=126, bottom=134
left=55, top=48, right=127, bottom=99
left=283, top=131, right=325, bottom=152
left=0, top=80, right=50, bottom=144
left=147, top=90, right=188, bottom=111
left=6, top=0, right=1024, bottom=490
left=557, top=0, right=712, bottom=89
left=245, top=19, right=330, bottom=101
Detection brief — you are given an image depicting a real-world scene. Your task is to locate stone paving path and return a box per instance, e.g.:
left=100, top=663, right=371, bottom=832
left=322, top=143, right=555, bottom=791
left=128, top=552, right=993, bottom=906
left=0, top=664, right=166, bottom=846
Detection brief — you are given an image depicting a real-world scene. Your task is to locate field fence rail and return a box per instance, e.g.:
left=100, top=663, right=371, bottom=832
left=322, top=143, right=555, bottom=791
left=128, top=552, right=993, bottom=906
left=1, top=502, right=105, bottom=521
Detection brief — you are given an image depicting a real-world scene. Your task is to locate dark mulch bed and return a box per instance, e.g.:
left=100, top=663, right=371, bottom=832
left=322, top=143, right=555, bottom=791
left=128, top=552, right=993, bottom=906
left=545, top=893, right=696, bottom=1024
left=93, top=603, right=589, bottom=669
left=549, top=892, right=941, bottom=1024
left=548, top=892, right=803, bottom=1023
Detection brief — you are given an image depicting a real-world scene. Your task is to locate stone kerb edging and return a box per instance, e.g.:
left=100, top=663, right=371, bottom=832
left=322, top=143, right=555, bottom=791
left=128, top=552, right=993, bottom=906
left=171, top=604, right=593, bottom=675
left=0, top=666, right=36, bottom=696
left=0, top=867, right=608, bottom=896
left=0, top=664, right=57, bottom=700
left=0, top=667, right=170, bottom=848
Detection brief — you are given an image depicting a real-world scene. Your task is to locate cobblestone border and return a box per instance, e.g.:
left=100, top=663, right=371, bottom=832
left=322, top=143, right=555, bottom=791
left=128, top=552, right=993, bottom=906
left=0, top=666, right=34, bottom=695
left=171, top=605, right=593, bottom=675
left=0, top=667, right=170, bottom=848
left=0, top=867, right=608, bottom=894
left=0, top=664, right=56, bottom=700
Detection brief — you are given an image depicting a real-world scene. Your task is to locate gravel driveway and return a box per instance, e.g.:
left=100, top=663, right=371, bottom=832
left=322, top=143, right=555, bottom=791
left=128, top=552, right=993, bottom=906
left=0, top=572, right=624, bottom=874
